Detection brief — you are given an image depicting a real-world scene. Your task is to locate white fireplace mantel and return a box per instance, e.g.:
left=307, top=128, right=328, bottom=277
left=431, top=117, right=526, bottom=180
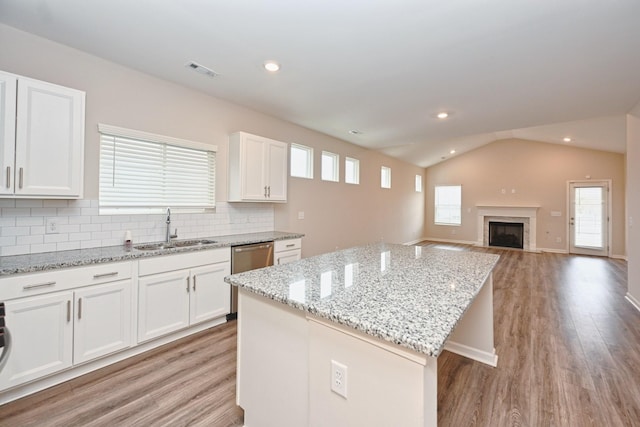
left=476, top=204, right=540, bottom=251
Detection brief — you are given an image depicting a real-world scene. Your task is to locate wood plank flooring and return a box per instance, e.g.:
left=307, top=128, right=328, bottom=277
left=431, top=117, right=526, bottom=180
left=1, top=242, right=638, bottom=426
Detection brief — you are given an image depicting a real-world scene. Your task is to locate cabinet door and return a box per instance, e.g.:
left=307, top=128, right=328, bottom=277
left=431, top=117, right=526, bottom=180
left=266, top=140, right=288, bottom=201
left=14, top=77, right=84, bottom=197
left=138, top=270, right=190, bottom=343
left=0, top=72, right=17, bottom=195
left=240, top=133, right=268, bottom=200
left=190, top=262, right=231, bottom=324
left=275, top=249, right=301, bottom=265
left=0, top=291, right=73, bottom=391
left=73, top=280, right=132, bottom=365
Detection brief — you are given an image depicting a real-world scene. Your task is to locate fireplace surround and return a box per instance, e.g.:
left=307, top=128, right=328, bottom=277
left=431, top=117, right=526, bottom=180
left=476, top=205, right=539, bottom=251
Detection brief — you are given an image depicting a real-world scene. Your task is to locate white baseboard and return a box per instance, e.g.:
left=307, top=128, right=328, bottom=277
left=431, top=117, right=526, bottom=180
left=626, top=293, right=640, bottom=313
left=422, top=237, right=478, bottom=245
left=538, top=247, right=568, bottom=254
left=610, top=254, right=627, bottom=261
left=403, top=238, right=425, bottom=246
left=444, top=340, right=498, bottom=367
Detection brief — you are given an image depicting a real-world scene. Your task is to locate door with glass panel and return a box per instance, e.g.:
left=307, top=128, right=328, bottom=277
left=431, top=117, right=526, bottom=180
left=569, top=182, right=609, bottom=256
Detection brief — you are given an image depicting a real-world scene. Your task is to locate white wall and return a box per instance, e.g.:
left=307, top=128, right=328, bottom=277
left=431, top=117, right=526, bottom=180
left=626, top=101, right=640, bottom=308
left=0, top=24, right=425, bottom=257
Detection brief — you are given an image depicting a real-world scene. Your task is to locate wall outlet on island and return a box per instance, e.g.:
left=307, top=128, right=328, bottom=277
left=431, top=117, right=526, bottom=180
left=331, top=360, right=348, bottom=399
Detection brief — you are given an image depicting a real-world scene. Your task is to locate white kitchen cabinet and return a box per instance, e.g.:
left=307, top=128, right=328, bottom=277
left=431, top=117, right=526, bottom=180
left=228, top=131, right=288, bottom=202
left=190, top=263, right=231, bottom=324
left=0, top=262, right=133, bottom=392
left=274, top=238, right=302, bottom=265
left=73, top=280, right=132, bottom=365
left=0, top=291, right=74, bottom=391
left=137, top=249, right=230, bottom=343
left=0, top=70, right=85, bottom=198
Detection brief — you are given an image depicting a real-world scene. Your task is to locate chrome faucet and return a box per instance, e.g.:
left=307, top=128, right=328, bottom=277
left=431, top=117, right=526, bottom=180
left=166, top=208, right=178, bottom=243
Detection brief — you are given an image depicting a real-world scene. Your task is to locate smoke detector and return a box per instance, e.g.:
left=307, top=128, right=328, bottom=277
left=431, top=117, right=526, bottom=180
left=185, top=61, right=218, bottom=78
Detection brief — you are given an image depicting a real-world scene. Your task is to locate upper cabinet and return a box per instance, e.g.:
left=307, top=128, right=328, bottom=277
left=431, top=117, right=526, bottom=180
left=228, top=131, right=287, bottom=202
left=0, top=71, right=85, bottom=199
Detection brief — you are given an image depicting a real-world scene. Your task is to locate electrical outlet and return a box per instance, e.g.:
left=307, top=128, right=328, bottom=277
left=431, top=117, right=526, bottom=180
left=331, top=360, right=348, bottom=399
left=298, top=211, right=305, bottom=220
left=46, top=218, right=59, bottom=234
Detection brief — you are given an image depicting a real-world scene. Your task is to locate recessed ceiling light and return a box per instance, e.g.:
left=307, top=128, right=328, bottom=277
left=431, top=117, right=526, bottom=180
left=185, top=61, right=217, bottom=78
left=349, top=130, right=362, bottom=135
left=563, top=137, right=572, bottom=142
left=264, top=61, right=280, bottom=72
left=437, top=112, right=449, bottom=119
left=450, top=149, right=456, bottom=154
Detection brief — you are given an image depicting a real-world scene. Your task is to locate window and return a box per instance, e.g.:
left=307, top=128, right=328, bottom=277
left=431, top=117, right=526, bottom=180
left=290, top=143, right=313, bottom=179
left=345, top=157, right=360, bottom=184
left=321, top=151, right=339, bottom=182
left=381, top=166, right=391, bottom=189
left=98, top=124, right=216, bottom=214
left=435, top=185, right=462, bottom=225
left=415, top=175, right=423, bottom=192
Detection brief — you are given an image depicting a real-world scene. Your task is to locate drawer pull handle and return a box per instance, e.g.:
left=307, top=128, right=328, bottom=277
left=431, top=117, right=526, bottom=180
left=286, top=243, right=295, bottom=248
left=93, top=272, right=118, bottom=279
left=78, top=298, right=82, bottom=320
left=23, top=281, right=56, bottom=290
left=193, top=275, right=197, bottom=291
left=66, top=300, right=71, bottom=322
left=186, top=276, right=190, bottom=293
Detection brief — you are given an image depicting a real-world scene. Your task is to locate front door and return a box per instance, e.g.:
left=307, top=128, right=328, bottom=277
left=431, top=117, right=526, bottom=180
left=569, top=181, right=609, bottom=256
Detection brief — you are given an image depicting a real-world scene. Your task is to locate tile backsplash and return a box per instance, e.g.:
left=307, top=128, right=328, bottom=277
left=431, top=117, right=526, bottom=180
left=0, top=199, right=274, bottom=256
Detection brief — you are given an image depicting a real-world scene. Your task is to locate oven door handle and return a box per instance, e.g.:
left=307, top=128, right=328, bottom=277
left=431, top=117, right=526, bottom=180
left=0, top=325, right=11, bottom=372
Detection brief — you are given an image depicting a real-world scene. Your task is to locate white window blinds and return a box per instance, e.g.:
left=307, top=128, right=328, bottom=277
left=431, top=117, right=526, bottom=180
left=98, top=124, right=216, bottom=213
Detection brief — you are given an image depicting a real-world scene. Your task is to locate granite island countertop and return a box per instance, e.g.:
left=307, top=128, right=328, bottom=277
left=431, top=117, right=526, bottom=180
left=225, top=242, right=500, bottom=357
left=0, top=231, right=304, bottom=276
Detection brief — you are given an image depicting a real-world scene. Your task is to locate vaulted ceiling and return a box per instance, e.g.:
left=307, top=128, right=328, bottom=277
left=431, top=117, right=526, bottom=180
left=1, top=0, right=638, bottom=166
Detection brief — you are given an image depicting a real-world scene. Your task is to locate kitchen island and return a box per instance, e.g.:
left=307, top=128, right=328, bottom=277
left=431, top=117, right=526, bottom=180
left=225, top=243, right=500, bottom=427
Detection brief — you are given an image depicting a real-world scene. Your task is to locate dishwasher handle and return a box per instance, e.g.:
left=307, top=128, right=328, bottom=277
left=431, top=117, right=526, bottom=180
left=233, top=243, right=273, bottom=253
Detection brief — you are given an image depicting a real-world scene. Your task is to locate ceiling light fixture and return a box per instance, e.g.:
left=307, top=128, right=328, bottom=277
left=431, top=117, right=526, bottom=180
left=437, top=112, right=449, bottom=119
left=264, top=61, right=281, bottom=72
left=349, top=130, right=362, bottom=135
left=450, top=149, right=456, bottom=154
left=563, top=137, right=572, bottom=142
left=185, top=61, right=218, bottom=78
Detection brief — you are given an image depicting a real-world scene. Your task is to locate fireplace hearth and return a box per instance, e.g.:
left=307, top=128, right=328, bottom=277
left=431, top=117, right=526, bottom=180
left=489, top=221, right=524, bottom=249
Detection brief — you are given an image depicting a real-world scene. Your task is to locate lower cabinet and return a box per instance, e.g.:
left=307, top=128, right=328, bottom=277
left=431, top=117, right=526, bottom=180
left=274, top=238, right=302, bottom=265
left=137, top=249, right=230, bottom=343
left=0, top=278, right=132, bottom=391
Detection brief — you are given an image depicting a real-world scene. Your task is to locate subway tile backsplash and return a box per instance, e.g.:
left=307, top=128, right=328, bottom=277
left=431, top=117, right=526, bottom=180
left=0, top=199, right=274, bottom=256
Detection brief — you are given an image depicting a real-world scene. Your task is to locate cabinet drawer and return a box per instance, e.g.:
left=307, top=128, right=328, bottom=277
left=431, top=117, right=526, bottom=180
left=275, top=238, right=301, bottom=252
left=0, top=261, right=133, bottom=301
left=138, top=248, right=230, bottom=276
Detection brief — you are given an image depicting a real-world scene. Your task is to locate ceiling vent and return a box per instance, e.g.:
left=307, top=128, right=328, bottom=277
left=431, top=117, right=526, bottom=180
left=185, top=61, right=218, bottom=78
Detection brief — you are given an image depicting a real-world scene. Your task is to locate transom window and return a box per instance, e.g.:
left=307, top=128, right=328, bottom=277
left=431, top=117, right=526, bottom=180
left=345, top=157, right=360, bottom=184
left=381, top=166, right=391, bottom=189
left=434, top=185, right=461, bottom=225
left=415, top=175, right=423, bottom=192
left=321, top=151, right=339, bottom=182
left=98, top=124, right=216, bottom=214
left=290, top=143, right=313, bottom=179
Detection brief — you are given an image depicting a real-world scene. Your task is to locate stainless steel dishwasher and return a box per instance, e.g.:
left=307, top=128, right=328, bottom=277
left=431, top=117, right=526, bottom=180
left=228, top=241, right=274, bottom=319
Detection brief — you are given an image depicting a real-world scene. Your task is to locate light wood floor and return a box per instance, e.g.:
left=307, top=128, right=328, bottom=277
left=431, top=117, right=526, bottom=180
left=1, top=243, right=638, bottom=426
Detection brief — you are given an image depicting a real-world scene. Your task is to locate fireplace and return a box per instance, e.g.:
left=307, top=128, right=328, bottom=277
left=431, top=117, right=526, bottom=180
left=489, top=221, right=524, bottom=249
left=476, top=205, right=539, bottom=252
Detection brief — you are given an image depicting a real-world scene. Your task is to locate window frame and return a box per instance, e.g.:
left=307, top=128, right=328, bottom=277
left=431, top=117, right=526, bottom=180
left=290, top=143, right=314, bottom=179
left=321, top=150, right=340, bottom=182
left=345, top=157, right=360, bottom=185
left=381, top=166, right=391, bottom=189
left=98, top=124, right=217, bottom=215
left=434, top=185, right=462, bottom=226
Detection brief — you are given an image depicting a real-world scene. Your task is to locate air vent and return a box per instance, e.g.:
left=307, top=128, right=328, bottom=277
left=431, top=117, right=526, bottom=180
left=185, top=61, right=218, bottom=78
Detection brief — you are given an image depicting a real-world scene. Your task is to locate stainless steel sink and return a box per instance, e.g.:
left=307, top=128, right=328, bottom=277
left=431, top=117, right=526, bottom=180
left=134, top=239, right=217, bottom=251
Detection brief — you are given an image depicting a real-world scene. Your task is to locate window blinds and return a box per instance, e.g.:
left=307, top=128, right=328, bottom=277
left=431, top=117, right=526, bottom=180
left=99, top=126, right=216, bottom=212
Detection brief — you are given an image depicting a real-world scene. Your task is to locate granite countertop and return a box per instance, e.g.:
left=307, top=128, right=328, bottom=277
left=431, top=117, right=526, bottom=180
left=0, top=231, right=304, bottom=276
left=225, top=243, right=500, bottom=357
